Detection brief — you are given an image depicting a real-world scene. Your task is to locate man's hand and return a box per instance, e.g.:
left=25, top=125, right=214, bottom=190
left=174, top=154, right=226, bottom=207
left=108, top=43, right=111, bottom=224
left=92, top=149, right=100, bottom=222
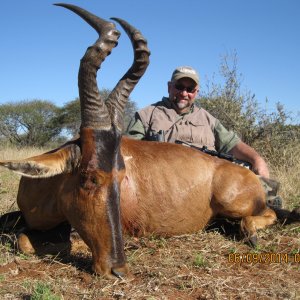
left=251, top=156, right=270, bottom=178
left=229, top=141, right=270, bottom=178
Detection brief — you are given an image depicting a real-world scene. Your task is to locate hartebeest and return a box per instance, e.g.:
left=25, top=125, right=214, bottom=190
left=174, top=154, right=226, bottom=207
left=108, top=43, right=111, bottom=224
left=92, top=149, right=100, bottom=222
left=0, top=4, right=297, bottom=278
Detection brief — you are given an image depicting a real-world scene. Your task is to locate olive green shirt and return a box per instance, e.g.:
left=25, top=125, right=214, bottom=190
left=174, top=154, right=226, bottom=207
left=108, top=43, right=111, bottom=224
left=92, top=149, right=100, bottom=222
left=126, top=97, right=240, bottom=153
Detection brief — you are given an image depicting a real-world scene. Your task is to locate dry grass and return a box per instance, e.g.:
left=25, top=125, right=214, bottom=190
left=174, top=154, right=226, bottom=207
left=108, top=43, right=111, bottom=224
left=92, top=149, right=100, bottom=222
left=1, top=227, right=300, bottom=299
left=1, top=144, right=300, bottom=299
left=268, top=144, right=300, bottom=209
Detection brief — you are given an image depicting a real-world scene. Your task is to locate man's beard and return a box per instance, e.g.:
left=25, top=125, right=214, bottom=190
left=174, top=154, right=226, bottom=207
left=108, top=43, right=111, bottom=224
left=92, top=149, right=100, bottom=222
left=174, top=97, right=189, bottom=109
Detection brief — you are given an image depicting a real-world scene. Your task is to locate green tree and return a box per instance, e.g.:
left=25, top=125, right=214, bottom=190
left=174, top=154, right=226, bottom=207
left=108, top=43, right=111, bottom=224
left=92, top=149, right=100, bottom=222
left=59, top=97, right=81, bottom=137
left=124, top=97, right=139, bottom=131
left=0, top=100, right=62, bottom=147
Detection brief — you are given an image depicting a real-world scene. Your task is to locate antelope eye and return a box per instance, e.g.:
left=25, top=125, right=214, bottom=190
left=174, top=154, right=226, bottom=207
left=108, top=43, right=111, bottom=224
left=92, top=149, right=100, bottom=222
left=80, top=176, right=99, bottom=189
left=79, top=172, right=100, bottom=187
left=91, top=176, right=98, bottom=185
left=93, top=174, right=106, bottom=185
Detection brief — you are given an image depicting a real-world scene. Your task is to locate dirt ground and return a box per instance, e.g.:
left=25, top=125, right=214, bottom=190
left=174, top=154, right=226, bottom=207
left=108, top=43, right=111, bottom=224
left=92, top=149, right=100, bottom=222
left=1, top=219, right=300, bottom=300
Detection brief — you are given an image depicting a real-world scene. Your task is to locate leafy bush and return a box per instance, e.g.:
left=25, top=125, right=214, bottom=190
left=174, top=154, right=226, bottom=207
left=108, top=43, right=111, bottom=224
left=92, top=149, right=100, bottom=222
left=196, top=52, right=300, bottom=168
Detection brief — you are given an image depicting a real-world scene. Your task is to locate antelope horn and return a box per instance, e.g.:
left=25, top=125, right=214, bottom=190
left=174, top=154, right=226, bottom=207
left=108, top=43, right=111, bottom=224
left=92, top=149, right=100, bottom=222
left=105, top=18, right=151, bottom=132
left=54, top=3, right=121, bottom=130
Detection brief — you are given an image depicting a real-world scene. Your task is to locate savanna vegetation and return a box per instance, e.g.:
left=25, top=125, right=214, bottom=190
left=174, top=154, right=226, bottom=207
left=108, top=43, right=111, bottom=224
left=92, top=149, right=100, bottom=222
left=0, top=56, right=299, bottom=299
left=0, top=89, right=138, bottom=147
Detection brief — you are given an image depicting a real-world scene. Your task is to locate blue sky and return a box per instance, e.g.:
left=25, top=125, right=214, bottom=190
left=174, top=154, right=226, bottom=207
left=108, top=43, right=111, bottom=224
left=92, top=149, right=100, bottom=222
left=0, top=0, right=299, bottom=120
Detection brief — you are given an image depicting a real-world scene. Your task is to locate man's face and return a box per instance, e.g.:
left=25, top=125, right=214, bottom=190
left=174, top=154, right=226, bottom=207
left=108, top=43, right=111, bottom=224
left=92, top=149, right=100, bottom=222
left=168, top=77, right=199, bottom=114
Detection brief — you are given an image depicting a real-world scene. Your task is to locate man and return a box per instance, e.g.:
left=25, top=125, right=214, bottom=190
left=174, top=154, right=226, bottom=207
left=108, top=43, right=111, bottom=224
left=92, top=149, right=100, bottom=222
left=127, top=66, right=282, bottom=208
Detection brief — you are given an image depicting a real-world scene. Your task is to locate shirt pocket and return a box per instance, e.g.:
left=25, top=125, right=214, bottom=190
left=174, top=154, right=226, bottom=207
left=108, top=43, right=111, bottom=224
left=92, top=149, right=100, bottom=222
left=188, top=121, right=216, bottom=149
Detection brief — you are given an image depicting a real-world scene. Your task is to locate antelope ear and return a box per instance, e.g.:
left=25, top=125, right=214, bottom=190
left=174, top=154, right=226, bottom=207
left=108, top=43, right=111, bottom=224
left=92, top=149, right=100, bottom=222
left=0, top=143, right=81, bottom=178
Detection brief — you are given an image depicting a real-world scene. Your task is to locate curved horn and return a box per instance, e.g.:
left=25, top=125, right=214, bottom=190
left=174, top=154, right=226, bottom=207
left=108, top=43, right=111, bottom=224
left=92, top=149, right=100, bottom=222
left=54, top=3, right=121, bottom=130
left=105, top=18, right=151, bottom=132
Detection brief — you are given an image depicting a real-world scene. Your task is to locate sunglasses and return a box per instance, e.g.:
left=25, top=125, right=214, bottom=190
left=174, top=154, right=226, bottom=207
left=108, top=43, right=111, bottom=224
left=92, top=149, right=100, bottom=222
left=174, top=83, right=197, bottom=93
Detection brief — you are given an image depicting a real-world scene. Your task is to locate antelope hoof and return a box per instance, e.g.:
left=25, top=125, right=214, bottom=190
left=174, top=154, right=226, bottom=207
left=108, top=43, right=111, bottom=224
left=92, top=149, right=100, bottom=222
left=248, top=235, right=258, bottom=248
left=17, top=233, right=35, bottom=254
left=93, top=263, right=129, bottom=279
left=291, top=207, right=300, bottom=219
left=111, top=265, right=129, bottom=279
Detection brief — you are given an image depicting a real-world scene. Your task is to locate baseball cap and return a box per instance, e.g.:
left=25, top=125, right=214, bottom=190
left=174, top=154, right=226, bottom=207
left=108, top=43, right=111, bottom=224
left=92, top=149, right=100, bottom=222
left=171, top=66, right=199, bottom=85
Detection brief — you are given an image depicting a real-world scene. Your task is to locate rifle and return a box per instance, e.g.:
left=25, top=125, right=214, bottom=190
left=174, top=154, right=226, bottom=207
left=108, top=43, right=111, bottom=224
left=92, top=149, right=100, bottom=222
left=175, top=140, right=252, bottom=169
